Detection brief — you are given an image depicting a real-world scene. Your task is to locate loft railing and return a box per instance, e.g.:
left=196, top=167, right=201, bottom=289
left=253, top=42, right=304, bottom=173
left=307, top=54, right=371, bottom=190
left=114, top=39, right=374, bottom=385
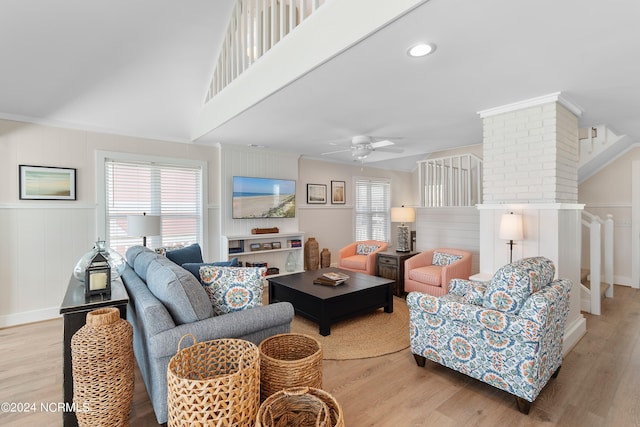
left=581, top=211, right=614, bottom=315
left=206, top=0, right=326, bottom=101
left=418, top=154, right=483, bottom=207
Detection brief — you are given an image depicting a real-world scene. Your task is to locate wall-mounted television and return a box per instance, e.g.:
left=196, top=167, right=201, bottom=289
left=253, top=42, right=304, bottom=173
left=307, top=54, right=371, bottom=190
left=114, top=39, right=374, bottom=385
left=232, top=176, right=296, bottom=219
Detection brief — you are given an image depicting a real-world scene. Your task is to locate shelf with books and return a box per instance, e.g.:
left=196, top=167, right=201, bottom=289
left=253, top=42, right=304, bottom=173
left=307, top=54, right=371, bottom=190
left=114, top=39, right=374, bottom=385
left=222, top=232, right=305, bottom=276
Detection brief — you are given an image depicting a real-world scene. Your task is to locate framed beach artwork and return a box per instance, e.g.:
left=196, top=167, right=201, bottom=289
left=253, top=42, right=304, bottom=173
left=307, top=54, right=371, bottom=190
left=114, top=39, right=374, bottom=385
left=307, top=183, right=327, bottom=204
left=19, top=165, right=77, bottom=200
left=331, top=180, right=345, bottom=204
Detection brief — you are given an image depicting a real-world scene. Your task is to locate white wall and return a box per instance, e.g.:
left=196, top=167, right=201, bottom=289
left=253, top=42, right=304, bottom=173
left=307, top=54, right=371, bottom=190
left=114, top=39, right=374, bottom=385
left=0, top=119, right=220, bottom=327
left=297, top=157, right=416, bottom=265
left=578, top=146, right=640, bottom=286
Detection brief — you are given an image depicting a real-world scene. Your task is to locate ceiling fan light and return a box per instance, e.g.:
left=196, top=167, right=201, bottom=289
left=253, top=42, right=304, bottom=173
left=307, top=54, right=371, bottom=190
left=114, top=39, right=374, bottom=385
left=408, top=43, right=435, bottom=57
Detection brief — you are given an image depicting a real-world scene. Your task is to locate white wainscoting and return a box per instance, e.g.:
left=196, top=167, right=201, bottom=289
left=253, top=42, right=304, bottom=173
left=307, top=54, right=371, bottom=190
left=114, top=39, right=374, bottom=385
left=414, top=207, right=480, bottom=274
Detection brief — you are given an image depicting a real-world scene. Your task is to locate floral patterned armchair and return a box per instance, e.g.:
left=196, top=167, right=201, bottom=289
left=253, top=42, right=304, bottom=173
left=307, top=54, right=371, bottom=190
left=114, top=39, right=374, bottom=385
left=407, top=257, right=571, bottom=414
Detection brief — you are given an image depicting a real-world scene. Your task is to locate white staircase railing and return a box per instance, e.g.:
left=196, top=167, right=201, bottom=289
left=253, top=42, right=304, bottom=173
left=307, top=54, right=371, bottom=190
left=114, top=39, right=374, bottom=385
left=206, top=0, right=326, bottom=101
left=581, top=211, right=614, bottom=315
left=418, top=154, right=483, bottom=207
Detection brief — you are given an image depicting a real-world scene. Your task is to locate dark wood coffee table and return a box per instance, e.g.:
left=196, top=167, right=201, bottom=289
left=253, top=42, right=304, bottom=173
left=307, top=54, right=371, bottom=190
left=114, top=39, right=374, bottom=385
left=268, top=267, right=394, bottom=336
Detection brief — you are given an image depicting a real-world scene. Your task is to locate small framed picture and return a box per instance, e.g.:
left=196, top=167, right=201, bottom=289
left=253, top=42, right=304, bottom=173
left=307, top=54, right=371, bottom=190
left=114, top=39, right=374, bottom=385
left=250, top=243, right=262, bottom=251
left=331, top=180, right=346, bottom=204
left=307, top=183, right=327, bottom=204
left=261, top=242, right=273, bottom=250
left=19, top=165, right=77, bottom=200
left=271, top=241, right=282, bottom=249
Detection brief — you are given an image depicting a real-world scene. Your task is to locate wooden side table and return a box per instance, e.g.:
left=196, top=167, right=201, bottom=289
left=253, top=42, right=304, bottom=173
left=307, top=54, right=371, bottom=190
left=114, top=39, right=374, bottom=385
left=59, top=275, right=129, bottom=427
left=376, top=251, right=418, bottom=296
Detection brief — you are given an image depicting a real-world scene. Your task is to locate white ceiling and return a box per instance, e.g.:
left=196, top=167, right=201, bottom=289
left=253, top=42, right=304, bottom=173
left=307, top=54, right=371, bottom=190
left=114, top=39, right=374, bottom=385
left=2, top=0, right=639, bottom=171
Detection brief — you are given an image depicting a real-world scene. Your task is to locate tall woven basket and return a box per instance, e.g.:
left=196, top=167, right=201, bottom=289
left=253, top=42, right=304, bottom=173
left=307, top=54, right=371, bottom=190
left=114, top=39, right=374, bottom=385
left=259, top=333, right=323, bottom=402
left=167, top=335, right=260, bottom=427
left=256, top=387, right=344, bottom=427
left=71, top=307, right=134, bottom=427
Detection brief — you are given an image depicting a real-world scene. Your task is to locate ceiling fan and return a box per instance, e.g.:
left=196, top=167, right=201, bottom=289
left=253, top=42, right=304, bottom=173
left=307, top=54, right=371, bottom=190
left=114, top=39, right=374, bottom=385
left=321, top=135, right=403, bottom=160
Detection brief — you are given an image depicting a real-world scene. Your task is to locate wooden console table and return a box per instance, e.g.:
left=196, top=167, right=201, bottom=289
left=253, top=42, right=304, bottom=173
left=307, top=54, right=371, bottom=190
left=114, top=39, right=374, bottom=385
left=59, top=275, right=129, bottom=427
left=376, top=251, right=418, bottom=296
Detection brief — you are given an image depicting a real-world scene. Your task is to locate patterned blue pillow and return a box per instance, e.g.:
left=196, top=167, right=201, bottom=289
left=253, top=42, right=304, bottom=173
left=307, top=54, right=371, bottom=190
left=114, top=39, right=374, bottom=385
left=356, top=244, right=380, bottom=255
left=199, top=266, right=265, bottom=316
left=432, top=251, right=462, bottom=266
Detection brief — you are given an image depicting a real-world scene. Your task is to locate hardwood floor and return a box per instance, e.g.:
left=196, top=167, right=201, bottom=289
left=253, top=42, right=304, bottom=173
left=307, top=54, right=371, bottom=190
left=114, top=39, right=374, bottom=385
left=1, top=285, right=639, bottom=426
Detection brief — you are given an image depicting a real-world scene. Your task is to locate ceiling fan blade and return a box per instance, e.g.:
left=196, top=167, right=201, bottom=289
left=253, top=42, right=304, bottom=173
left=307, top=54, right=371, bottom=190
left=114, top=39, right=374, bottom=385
left=370, top=139, right=395, bottom=148
left=321, top=148, right=351, bottom=155
left=375, top=146, right=404, bottom=153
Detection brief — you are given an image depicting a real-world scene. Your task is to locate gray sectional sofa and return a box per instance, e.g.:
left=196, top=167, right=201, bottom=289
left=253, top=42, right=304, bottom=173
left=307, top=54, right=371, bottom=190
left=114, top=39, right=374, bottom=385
left=122, top=245, right=294, bottom=424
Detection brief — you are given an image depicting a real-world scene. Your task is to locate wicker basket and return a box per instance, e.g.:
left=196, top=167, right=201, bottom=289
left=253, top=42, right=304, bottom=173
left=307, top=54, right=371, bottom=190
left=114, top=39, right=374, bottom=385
left=259, top=333, right=323, bottom=402
left=256, top=387, right=344, bottom=427
left=71, top=307, right=134, bottom=427
left=167, top=335, right=260, bottom=427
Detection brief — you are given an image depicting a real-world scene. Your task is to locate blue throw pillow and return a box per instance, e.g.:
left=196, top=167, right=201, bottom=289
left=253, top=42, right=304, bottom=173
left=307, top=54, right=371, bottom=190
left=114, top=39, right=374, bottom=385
left=165, top=243, right=203, bottom=265
left=182, top=258, right=239, bottom=280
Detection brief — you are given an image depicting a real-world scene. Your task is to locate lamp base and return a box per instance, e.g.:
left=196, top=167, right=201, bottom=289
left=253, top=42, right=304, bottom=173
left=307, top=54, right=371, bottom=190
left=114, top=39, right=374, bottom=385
left=396, top=225, right=410, bottom=252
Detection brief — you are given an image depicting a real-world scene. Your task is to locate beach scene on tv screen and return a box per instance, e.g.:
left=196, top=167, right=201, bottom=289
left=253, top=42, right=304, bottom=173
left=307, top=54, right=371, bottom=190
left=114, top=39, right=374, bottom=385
left=233, top=176, right=296, bottom=218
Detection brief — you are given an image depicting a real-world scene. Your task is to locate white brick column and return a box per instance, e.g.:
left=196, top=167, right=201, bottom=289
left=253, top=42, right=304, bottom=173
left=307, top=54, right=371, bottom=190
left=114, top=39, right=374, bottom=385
left=477, top=92, right=586, bottom=354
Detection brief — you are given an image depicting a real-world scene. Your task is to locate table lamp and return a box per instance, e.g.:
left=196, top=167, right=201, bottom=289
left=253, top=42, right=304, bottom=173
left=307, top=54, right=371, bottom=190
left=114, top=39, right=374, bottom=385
left=499, top=211, right=523, bottom=263
left=127, top=213, right=161, bottom=247
left=391, top=206, right=415, bottom=253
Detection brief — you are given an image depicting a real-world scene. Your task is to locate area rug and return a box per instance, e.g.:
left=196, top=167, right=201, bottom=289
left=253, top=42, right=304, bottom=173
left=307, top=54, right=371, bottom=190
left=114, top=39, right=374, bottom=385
left=289, top=296, right=410, bottom=360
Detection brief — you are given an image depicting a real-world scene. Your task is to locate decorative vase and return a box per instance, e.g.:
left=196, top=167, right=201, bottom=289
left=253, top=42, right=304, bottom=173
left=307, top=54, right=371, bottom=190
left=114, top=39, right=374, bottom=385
left=321, top=248, right=331, bottom=268
left=304, top=238, right=319, bottom=271
left=285, top=252, right=296, bottom=273
left=73, top=239, right=126, bottom=282
left=71, top=307, right=134, bottom=427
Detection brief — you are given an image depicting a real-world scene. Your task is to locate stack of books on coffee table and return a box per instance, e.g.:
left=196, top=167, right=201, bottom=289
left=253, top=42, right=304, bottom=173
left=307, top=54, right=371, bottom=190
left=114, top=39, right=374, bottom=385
left=313, top=272, right=349, bottom=286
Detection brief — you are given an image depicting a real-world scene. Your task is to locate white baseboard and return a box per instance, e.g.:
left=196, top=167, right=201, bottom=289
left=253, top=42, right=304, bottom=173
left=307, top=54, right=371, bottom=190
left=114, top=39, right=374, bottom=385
left=563, top=314, right=587, bottom=356
left=0, top=307, right=60, bottom=328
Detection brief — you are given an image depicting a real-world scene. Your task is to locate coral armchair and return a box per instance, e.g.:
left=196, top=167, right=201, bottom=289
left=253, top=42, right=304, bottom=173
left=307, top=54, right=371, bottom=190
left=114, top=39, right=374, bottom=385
left=407, top=257, right=571, bottom=414
left=337, top=240, right=388, bottom=275
left=404, top=248, right=472, bottom=296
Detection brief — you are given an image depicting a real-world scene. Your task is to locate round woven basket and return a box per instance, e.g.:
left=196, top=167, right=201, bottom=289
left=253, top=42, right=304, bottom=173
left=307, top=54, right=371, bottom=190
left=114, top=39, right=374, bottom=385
left=256, top=387, right=344, bottom=427
left=259, top=333, right=323, bottom=402
left=71, top=307, right=134, bottom=427
left=167, top=335, right=260, bottom=427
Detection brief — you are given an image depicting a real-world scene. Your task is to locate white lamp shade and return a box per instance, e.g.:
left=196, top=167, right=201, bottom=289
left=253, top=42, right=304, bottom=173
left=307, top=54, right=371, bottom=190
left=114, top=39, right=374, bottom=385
left=499, top=213, right=523, bottom=241
left=391, top=207, right=416, bottom=223
left=127, top=214, right=161, bottom=237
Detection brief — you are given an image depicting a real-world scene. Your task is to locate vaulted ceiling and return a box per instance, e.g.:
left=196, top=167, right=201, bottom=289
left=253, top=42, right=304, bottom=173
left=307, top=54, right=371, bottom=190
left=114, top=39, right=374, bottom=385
left=1, top=0, right=639, bottom=171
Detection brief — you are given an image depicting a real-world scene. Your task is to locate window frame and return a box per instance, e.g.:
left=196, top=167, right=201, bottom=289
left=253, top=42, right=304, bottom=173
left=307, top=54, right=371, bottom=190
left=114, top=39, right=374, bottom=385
left=352, top=176, right=391, bottom=243
left=96, top=150, right=208, bottom=256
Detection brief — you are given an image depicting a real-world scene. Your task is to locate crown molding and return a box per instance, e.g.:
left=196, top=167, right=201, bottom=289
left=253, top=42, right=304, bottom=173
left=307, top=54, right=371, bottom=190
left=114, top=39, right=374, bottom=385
left=477, top=92, right=583, bottom=119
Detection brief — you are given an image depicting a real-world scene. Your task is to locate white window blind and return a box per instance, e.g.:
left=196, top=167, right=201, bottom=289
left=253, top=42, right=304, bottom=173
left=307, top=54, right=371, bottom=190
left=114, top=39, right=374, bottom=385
left=354, top=178, right=390, bottom=242
left=105, top=159, right=202, bottom=256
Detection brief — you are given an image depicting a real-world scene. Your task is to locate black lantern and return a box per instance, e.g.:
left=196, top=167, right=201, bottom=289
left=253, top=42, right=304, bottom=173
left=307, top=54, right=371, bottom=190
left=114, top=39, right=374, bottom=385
left=85, top=251, right=111, bottom=299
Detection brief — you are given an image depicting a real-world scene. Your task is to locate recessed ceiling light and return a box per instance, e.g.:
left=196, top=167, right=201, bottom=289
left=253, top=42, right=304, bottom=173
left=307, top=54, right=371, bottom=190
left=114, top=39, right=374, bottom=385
left=407, top=43, right=435, bottom=58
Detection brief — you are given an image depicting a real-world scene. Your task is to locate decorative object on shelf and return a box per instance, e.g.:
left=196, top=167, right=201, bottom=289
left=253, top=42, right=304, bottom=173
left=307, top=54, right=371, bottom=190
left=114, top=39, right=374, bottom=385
left=307, top=183, right=327, bottom=204
left=321, top=248, right=331, bottom=268
left=228, top=239, right=244, bottom=254
left=287, top=239, right=302, bottom=248
left=258, top=333, right=323, bottom=402
left=85, top=250, right=111, bottom=298
left=391, top=206, right=416, bottom=253
left=167, top=335, right=260, bottom=427
left=271, top=241, right=281, bottom=249
left=304, top=237, right=320, bottom=270
left=250, top=243, right=262, bottom=251
left=73, top=239, right=126, bottom=283
left=500, top=211, right=524, bottom=263
left=331, top=180, right=346, bottom=204
left=285, top=252, right=296, bottom=272
left=127, top=212, right=161, bottom=247
left=18, top=164, right=77, bottom=201
left=71, top=307, right=133, bottom=427
left=261, top=242, right=273, bottom=250
left=251, top=227, right=279, bottom=234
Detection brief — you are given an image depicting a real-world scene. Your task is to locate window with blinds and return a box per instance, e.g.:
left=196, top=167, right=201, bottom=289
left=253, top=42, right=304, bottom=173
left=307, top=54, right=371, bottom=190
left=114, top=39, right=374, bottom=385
left=354, top=178, right=391, bottom=242
left=105, top=159, right=202, bottom=256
